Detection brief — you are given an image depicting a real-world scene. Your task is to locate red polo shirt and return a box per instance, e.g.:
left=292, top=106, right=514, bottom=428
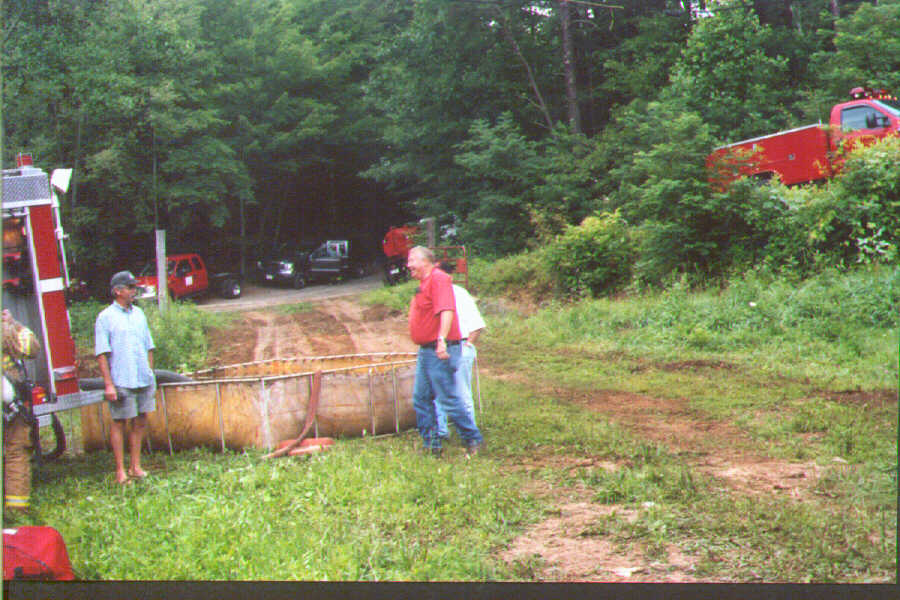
left=408, top=267, right=461, bottom=345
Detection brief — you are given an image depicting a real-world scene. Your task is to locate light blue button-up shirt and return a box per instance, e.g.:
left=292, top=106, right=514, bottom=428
left=94, top=302, right=155, bottom=388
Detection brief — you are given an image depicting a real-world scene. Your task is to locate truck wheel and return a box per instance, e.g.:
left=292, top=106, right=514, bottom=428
left=221, top=279, right=241, bottom=299
left=354, top=264, right=367, bottom=278
left=291, top=273, right=306, bottom=289
left=383, top=263, right=396, bottom=285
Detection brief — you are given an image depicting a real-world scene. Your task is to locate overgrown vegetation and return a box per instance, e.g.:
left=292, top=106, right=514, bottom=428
left=6, top=1, right=900, bottom=289
left=31, top=441, right=536, bottom=580
left=68, top=300, right=224, bottom=372
left=479, top=136, right=900, bottom=300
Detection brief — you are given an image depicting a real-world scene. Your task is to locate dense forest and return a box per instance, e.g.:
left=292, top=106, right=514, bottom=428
left=3, top=0, right=899, bottom=292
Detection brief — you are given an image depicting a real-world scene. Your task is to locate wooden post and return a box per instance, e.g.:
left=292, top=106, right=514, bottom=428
left=156, top=230, right=168, bottom=312
left=423, top=217, right=435, bottom=248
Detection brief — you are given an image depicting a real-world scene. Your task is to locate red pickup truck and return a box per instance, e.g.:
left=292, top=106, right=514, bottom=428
left=708, top=87, right=900, bottom=188
left=137, top=253, right=241, bottom=301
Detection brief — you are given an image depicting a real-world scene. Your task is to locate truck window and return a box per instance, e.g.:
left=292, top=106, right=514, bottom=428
left=175, top=260, right=191, bottom=276
left=841, top=106, right=888, bottom=131
left=191, top=256, right=202, bottom=271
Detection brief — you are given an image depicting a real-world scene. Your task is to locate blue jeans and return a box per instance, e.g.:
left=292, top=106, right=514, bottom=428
left=436, top=343, right=476, bottom=437
left=413, top=344, right=483, bottom=449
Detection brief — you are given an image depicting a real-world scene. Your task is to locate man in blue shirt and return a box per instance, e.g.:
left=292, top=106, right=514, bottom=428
left=95, top=271, right=156, bottom=485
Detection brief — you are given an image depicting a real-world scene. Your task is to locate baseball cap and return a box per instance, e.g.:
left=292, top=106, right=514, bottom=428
left=110, top=271, right=139, bottom=288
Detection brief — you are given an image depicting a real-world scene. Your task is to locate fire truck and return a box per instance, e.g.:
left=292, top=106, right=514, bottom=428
left=381, top=223, right=470, bottom=288
left=382, top=225, right=417, bottom=285
left=2, top=154, right=104, bottom=459
left=708, top=87, right=900, bottom=188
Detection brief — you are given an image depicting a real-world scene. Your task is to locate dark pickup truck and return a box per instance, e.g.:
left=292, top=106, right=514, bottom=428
left=258, top=239, right=371, bottom=288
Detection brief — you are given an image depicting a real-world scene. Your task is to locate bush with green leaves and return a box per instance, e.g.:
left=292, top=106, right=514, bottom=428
left=831, top=136, right=900, bottom=264
left=606, top=105, right=766, bottom=286
left=475, top=248, right=556, bottom=301
left=808, top=1, right=900, bottom=107
left=142, top=301, right=218, bottom=372
left=543, top=210, right=633, bottom=298
left=68, top=299, right=221, bottom=373
left=749, top=136, right=900, bottom=272
left=450, top=115, right=603, bottom=257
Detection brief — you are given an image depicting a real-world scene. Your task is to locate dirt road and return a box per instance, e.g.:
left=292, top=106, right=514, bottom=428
left=197, top=274, right=385, bottom=312
left=205, top=297, right=415, bottom=367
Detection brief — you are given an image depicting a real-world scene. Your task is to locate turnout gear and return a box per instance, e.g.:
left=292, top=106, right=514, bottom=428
left=2, top=311, right=40, bottom=514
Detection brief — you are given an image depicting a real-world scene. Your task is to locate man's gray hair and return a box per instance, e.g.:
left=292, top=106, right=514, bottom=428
left=409, top=245, right=434, bottom=263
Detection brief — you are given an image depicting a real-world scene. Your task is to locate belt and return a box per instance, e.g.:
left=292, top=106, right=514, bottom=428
left=420, top=339, right=461, bottom=350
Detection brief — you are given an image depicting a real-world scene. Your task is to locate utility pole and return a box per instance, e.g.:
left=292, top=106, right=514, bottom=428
left=156, top=230, right=168, bottom=313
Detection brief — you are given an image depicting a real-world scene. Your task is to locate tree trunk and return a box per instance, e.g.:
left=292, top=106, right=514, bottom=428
left=560, top=1, right=582, bottom=134
left=830, top=0, right=840, bottom=18
left=496, top=7, right=554, bottom=130
left=753, top=0, right=794, bottom=27
left=789, top=1, right=802, bottom=34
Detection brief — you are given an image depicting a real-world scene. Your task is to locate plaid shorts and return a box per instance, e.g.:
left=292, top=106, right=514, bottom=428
left=109, top=384, right=156, bottom=420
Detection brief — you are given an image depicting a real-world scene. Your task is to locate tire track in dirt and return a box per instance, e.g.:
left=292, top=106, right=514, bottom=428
left=246, top=309, right=354, bottom=359
left=206, top=302, right=415, bottom=367
left=483, top=366, right=852, bottom=582
left=484, top=368, right=828, bottom=500
left=326, top=299, right=415, bottom=355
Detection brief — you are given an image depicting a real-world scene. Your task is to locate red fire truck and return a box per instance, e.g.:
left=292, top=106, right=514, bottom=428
left=3, top=154, right=104, bottom=459
left=382, top=225, right=417, bottom=285
left=708, top=87, right=900, bottom=188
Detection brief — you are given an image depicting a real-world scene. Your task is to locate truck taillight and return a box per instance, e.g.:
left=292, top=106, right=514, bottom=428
left=15, top=153, right=33, bottom=167
left=32, top=385, right=48, bottom=406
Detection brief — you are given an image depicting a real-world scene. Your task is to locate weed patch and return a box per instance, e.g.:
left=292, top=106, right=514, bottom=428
left=32, top=440, right=543, bottom=580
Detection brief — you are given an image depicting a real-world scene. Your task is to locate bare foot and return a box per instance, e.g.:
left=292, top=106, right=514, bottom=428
left=128, top=468, right=148, bottom=479
left=116, top=473, right=132, bottom=485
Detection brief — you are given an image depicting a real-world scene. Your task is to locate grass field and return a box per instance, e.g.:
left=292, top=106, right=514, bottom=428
left=13, top=265, right=898, bottom=582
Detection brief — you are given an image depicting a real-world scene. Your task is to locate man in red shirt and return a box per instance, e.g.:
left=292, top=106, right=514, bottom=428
left=407, top=246, right=484, bottom=457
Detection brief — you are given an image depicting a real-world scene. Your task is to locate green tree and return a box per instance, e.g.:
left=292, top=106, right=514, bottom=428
left=665, top=4, right=796, bottom=141
left=809, top=0, right=900, bottom=103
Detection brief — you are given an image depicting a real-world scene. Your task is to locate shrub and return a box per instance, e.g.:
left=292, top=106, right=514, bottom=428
left=706, top=137, right=900, bottom=277
left=544, top=210, right=633, bottom=298
left=67, top=299, right=220, bottom=373
left=832, top=136, right=900, bottom=264
left=67, top=300, right=107, bottom=352
left=143, top=301, right=217, bottom=372
left=362, top=279, right=418, bottom=313
left=477, top=248, right=556, bottom=301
